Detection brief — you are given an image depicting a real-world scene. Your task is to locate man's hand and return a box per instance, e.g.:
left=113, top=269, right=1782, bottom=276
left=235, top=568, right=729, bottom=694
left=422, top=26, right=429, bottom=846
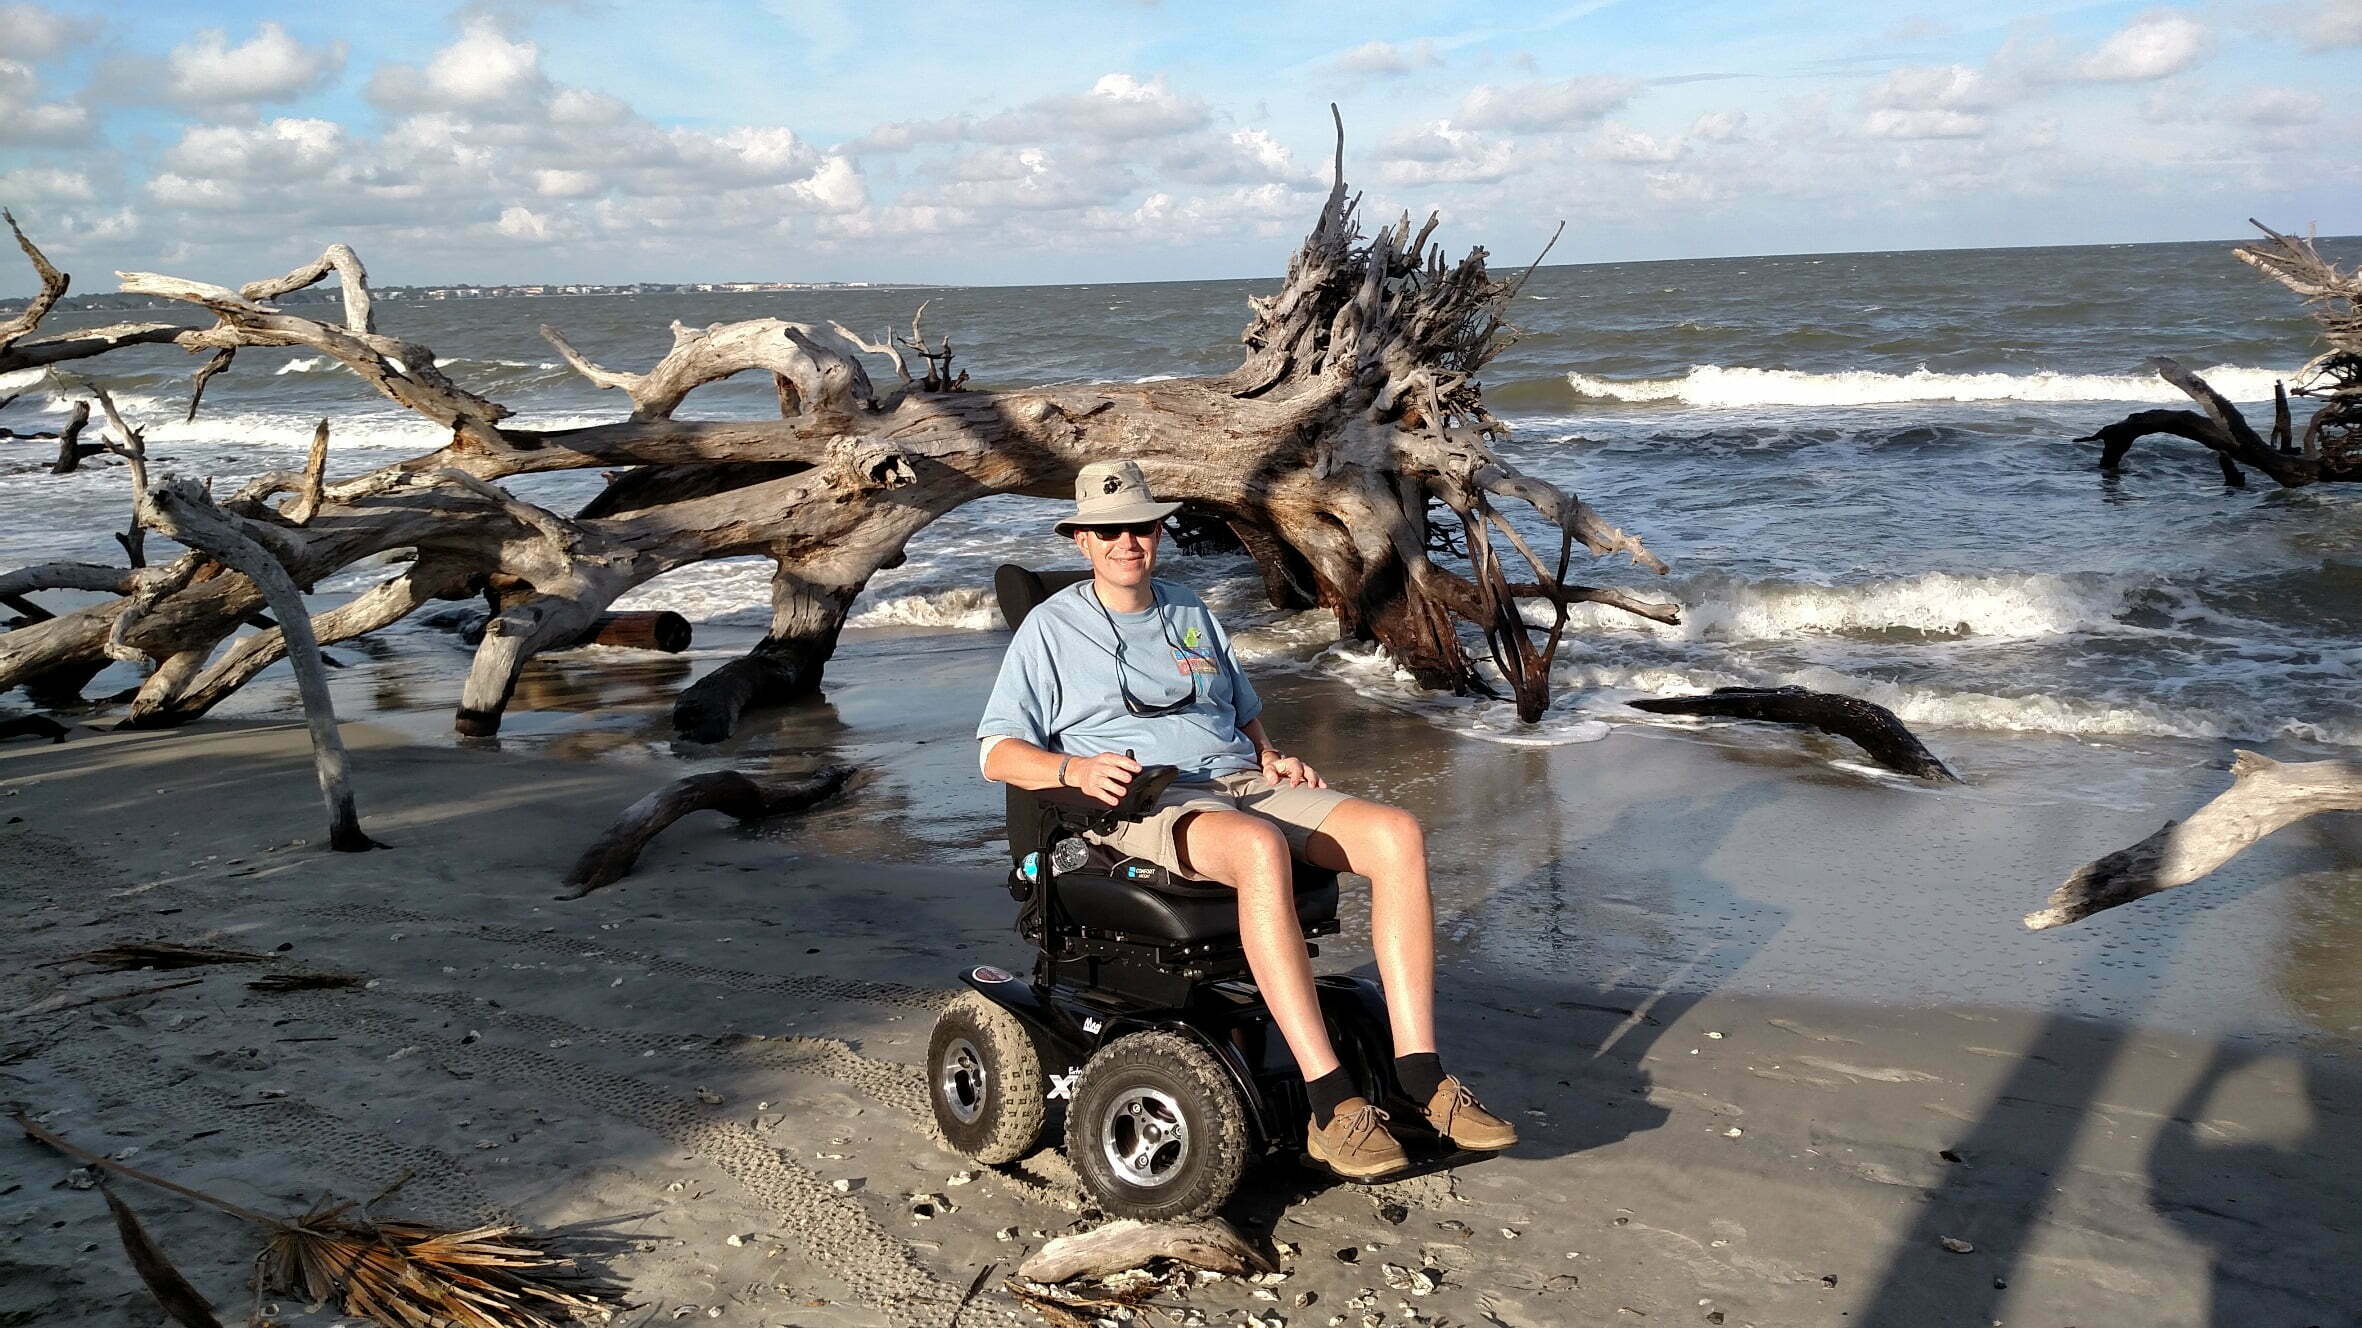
left=1260, top=748, right=1325, bottom=789
left=1068, top=751, right=1142, bottom=806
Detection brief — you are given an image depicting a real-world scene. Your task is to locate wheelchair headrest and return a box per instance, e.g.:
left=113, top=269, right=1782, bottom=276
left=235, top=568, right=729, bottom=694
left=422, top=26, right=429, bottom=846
left=993, top=564, right=1092, bottom=630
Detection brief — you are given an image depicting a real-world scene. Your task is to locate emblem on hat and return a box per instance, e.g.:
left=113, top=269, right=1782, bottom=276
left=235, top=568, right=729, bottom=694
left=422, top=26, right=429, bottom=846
left=1055, top=458, right=1185, bottom=535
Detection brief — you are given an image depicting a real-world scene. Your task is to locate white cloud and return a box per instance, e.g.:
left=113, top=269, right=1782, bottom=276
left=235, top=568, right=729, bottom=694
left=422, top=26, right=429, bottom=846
left=1868, top=64, right=1992, bottom=111
left=791, top=156, right=866, bottom=212
left=1689, top=110, right=1747, bottom=143
left=1376, top=121, right=1517, bottom=184
left=0, top=3, right=95, bottom=60
left=1324, top=40, right=1441, bottom=78
left=2296, top=0, right=2362, bottom=47
left=166, top=22, right=347, bottom=105
left=1864, top=108, right=1988, bottom=139
left=0, top=166, right=92, bottom=201
left=1862, top=63, right=1993, bottom=138
left=2241, top=87, right=2326, bottom=125
left=368, top=18, right=548, bottom=114
left=1030, top=74, right=1209, bottom=142
left=496, top=204, right=556, bottom=240
left=1458, top=76, right=1634, bottom=131
left=2076, top=11, right=2209, bottom=82
left=1593, top=123, right=1682, bottom=163
left=533, top=168, right=599, bottom=197
left=164, top=119, right=347, bottom=182
left=0, top=58, right=89, bottom=145
left=1159, top=128, right=1313, bottom=186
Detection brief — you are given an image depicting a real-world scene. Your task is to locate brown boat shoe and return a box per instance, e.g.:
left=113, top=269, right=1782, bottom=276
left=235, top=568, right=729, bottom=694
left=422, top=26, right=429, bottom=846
left=1419, top=1076, right=1518, bottom=1151
left=1306, top=1097, right=1409, bottom=1180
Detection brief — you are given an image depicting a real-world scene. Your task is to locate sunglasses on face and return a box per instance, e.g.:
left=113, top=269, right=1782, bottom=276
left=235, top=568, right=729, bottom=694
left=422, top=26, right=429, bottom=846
left=1081, top=521, right=1163, bottom=541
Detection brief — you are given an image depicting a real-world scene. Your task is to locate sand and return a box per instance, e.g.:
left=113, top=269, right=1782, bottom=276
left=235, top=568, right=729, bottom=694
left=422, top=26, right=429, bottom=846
left=3, top=647, right=2359, bottom=1327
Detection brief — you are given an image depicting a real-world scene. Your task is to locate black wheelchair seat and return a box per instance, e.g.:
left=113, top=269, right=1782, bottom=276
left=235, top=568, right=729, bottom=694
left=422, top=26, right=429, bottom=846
left=1046, top=837, right=1341, bottom=944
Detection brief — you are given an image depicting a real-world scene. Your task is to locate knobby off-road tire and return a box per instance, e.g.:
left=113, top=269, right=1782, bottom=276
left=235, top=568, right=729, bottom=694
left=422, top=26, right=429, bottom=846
left=928, top=992, right=1047, bottom=1165
left=1065, top=1030, right=1249, bottom=1221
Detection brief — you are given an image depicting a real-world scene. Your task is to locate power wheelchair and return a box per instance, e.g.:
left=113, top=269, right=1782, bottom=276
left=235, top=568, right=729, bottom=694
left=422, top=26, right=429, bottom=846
left=925, top=565, right=1405, bottom=1220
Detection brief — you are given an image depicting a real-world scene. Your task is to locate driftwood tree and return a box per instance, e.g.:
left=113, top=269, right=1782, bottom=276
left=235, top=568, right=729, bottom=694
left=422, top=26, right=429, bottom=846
left=0, top=116, right=1669, bottom=751
left=2081, top=221, right=2361, bottom=486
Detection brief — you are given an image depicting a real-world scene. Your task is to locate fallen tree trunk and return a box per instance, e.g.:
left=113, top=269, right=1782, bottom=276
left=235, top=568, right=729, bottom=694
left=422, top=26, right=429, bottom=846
left=2023, top=751, right=2362, bottom=929
left=560, top=765, right=857, bottom=897
left=0, top=112, right=1671, bottom=741
left=1629, top=686, right=1958, bottom=781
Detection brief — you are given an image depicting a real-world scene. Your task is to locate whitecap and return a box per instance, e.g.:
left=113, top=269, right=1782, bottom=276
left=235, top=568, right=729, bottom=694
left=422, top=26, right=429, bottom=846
left=1566, top=362, right=2292, bottom=407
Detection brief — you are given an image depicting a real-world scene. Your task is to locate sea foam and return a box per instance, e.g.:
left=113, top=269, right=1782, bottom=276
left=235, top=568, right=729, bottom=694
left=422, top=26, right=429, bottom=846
left=1550, top=570, right=2147, bottom=643
left=1566, top=363, right=2290, bottom=407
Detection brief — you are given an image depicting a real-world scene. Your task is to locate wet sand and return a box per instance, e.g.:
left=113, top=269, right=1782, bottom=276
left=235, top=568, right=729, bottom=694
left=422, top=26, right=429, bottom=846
left=3, top=635, right=2359, bottom=1326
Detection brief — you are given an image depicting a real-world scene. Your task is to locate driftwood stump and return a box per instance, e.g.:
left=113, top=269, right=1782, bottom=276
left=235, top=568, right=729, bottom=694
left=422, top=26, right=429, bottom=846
left=560, top=766, right=857, bottom=897
left=2024, top=751, right=2362, bottom=929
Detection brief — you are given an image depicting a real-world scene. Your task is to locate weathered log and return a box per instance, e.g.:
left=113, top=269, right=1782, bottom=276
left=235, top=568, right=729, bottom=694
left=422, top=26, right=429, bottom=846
left=1017, top=1218, right=1270, bottom=1284
left=2024, top=751, right=2362, bottom=930
left=559, top=765, right=856, bottom=897
left=0, top=715, right=69, bottom=743
left=1629, top=685, right=1958, bottom=781
left=672, top=637, right=819, bottom=743
left=143, top=479, right=376, bottom=851
left=577, top=611, right=692, bottom=653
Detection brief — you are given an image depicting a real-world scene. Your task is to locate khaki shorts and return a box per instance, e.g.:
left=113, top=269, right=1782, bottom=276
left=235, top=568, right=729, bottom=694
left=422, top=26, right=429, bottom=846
left=1087, top=771, right=1353, bottom=882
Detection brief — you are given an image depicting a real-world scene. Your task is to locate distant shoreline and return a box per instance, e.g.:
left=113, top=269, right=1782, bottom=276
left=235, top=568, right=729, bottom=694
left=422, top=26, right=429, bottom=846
left=0, top=281, right=958, bottom=315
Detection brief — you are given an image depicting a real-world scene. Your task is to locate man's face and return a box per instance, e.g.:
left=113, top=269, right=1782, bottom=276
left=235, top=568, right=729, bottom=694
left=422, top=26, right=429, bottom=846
left=1074, top=522, right=1161, bottom=589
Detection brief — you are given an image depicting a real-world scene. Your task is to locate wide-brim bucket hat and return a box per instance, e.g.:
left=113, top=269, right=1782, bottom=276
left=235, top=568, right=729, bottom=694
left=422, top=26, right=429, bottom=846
left=1054, top=459, right=1183, bottom=535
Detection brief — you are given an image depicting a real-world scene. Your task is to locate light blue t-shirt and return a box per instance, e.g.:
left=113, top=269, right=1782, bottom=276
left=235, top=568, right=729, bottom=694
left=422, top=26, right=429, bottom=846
left=977, top=578, right=1262, bottom=782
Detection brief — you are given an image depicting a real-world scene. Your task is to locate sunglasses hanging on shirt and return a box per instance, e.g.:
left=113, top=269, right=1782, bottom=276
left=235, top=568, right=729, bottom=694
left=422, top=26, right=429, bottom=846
left=1092, top=584, right=1198, bottom=717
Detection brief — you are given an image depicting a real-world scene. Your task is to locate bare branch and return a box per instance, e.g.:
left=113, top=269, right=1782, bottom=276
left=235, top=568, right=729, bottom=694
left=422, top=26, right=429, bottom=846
left=143, top=478, right=376, bottom=850
left=0, top=209, right=67, bottom=350
left=542, top=317, right=879, bottom=419
left=287, top=419, right=330, bottom=525
left=240, top=242, right=374, bottom=333
left=183, top=349, right=235, bottom=423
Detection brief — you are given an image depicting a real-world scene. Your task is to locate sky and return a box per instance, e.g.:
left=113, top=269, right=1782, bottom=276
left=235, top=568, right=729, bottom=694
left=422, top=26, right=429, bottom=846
left=0, top=0, right=2356, bottom=292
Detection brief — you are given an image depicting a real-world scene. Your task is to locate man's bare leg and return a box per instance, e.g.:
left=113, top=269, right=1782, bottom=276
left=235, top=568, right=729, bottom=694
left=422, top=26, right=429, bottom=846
left=1174, top=809, right=1343, bottom=1079
left=1303, top=798, right=1437, bottom=1057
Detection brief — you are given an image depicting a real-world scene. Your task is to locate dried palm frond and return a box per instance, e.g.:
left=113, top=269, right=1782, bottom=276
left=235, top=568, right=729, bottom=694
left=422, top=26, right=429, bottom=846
left=258, top=1199, right=620, bottom=1328
left=51, top=942, right=273, bottom=972
left=245, top=970, right=365, bottom=993
left=13, top=1114, right=624, bottom=1328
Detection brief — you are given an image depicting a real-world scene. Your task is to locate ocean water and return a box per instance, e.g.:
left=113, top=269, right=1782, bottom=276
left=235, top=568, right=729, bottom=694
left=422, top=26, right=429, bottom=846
left=4, top=235, right=2358, bottom=778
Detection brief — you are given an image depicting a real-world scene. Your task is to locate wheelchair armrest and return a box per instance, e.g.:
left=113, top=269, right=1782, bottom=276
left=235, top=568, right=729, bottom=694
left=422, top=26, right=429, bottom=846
left=1030, top=764, right=1181, bottom=832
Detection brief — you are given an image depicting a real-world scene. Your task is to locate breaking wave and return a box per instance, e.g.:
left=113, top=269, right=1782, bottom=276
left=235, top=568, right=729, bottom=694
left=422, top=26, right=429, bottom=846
left=1555, top=570, right=2149, bottom=643
left=1565, top=363, right=2289, bottom=407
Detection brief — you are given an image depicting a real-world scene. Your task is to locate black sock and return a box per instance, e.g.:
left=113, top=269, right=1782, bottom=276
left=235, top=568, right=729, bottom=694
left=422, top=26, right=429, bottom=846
left=1306, top=1067, right=1356, bottom=1127
left=1395, top=1052, right=1446, bottom=1102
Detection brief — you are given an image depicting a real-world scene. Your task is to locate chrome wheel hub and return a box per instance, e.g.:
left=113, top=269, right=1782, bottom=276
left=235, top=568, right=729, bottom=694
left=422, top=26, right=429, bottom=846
left=939, top=1037, right=987, bottom=1125
left=1101, top=1087, right=1188, bottom=1187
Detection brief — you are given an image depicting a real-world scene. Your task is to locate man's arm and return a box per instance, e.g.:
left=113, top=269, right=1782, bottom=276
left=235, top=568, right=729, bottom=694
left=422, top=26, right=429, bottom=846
left=983, top=736, right=1143, bottom=806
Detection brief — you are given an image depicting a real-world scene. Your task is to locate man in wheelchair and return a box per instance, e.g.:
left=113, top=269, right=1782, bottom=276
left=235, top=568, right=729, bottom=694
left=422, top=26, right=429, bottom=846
left=977, top=459, right=1516, bottom=1179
